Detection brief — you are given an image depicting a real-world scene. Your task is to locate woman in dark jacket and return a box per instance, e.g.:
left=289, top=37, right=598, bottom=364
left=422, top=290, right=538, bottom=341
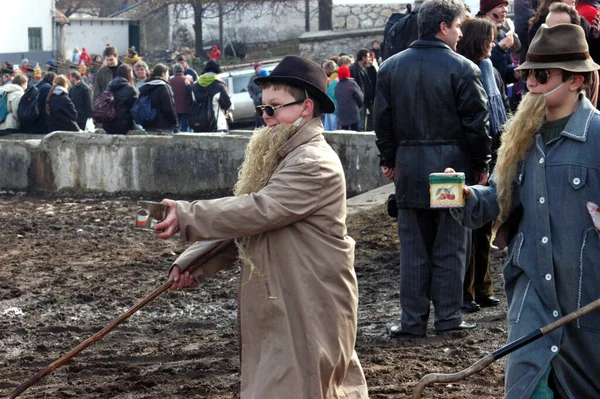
left=46, top=75, right=80, bottom=133
left=103, top=64, right=138, bottom=134
left=18, top=72, right=56, bottom=134
left=334, top=65, right=363, bottom=131
left=138, top=63, right=178, bottom=133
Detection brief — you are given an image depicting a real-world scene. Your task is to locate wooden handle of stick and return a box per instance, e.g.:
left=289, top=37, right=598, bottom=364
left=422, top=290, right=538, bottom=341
left=412, top=296, right=600, bottom=399
left=6, top=238, right=234, bottom=399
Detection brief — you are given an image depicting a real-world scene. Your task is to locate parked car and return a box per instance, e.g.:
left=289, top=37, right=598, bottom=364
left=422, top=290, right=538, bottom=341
left=217, top=61, right=279, bottom=125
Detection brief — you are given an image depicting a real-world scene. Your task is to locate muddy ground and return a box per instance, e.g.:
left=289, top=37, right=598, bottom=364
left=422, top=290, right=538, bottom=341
left=0, top=193, right=508, bottom=398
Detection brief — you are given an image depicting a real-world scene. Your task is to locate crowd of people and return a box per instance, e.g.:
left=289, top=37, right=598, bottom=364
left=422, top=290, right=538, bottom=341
left=0, top=44, right=232, bottom=136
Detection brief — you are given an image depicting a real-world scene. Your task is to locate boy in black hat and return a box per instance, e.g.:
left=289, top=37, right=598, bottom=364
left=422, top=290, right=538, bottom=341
left=153, top=56, right=369, bottom=398
left=452, top=23, right=600, bottom=398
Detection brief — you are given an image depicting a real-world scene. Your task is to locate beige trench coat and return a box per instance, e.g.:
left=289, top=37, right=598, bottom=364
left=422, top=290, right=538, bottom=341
left=173, top=118, right=368, bottom=398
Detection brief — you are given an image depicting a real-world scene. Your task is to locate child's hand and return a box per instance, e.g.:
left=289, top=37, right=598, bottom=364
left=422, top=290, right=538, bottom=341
left=444, top=168, right=472, bottom=200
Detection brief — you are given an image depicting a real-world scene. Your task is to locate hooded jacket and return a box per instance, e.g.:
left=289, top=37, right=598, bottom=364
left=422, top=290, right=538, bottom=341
left=171, top=118, right=369, bottom=398
left=47, top=86, right=79, bottom=133
left=191, top=73, right=232, bottom=132
left=138, top=78, right=178, bottom=131
left=102, top=77, right=138, bottom=135
left=0, top=83, right=25, bottom=131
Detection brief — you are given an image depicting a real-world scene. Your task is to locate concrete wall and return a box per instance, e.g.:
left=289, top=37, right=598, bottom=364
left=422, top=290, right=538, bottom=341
left=65, top=18, right=130, bottom=57
left=0, top=131, right=388, bottom=198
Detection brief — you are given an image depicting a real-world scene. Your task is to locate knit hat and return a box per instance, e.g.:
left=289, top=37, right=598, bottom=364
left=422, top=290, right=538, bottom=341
left=480, top=0, right=508, bottom=15
left=253, top=62, right=262, bottom=71
left=517, top=24, right=600, bottom=72
left=338, top=65, right=351, bottom=79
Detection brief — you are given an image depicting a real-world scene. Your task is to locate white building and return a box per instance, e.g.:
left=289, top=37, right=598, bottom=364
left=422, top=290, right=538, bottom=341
left=0, top=0, right=55, bottom=66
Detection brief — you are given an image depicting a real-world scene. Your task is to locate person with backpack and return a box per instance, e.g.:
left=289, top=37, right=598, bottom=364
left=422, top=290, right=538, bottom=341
left=46, top=75, right=80, bottom=133
left=137, top=63, right=178, bottom=134
left=102, top=64, right=138, bottom=135
left=68, top=70, right=93, bottom=131
left=0, top=74, right=27, bottom=135
left=189, top=60, right=231, bottom=133
left=374, top=0, right=491, bottom=338
left=18, top=72, right=56, bottom=134
left=93, top=46, right=124, bottom=103
left=335, top=65, right=363, bottom=131
left=169, top=63, right=193, bottom=132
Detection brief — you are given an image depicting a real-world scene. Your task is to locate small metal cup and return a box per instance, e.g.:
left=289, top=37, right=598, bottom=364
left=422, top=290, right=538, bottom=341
left=136, top=201, right=168, bottom=231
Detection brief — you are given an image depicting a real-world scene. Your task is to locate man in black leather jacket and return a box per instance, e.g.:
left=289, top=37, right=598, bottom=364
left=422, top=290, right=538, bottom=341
left=374, top=0, right=491, bottom=338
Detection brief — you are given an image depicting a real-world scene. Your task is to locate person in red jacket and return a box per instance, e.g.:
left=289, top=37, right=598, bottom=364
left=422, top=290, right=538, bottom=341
left=79, top=48, right=92, bottom=66
left=209, top=45, right=221, bottom=61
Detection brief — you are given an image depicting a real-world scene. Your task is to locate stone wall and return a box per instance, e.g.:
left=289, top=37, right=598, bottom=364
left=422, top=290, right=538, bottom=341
left=333, top=3, right=409, bottom=31
left=0, top=131, right=388, bottom=198
left=299, top=28, right=384, bottom=62
left=299, top=2, right=410, bottom=61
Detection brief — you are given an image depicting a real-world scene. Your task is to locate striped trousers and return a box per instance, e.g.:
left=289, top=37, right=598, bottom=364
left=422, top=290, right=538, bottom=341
left=397, top=208, right=468, bottom=334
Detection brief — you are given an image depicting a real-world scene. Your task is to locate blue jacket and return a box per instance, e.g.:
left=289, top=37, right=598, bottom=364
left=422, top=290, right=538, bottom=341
left=455, top=96, right=600, bottom=398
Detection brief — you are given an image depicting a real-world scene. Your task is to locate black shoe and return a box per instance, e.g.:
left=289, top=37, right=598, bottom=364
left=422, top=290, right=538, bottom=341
left=462, top=300, right=481, bottom=313
left=436, top=321, right=477, bottom=334
left=476, top=296, right=501, bottom=307
left=389, top=325, right=425, bottom=338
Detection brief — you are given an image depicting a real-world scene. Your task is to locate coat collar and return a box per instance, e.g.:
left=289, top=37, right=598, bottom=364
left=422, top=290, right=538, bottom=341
left=278, top=117, right=323, bottom=158
left=409, top=37, right=452, bottom=51
left=560, top=95, right=599, bottom=142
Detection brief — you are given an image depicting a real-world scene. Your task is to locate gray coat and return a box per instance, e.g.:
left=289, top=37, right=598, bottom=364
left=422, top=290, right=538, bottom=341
left=334, top=78, right=363, bottom=127
left=455, top=97, right=600, bottom=398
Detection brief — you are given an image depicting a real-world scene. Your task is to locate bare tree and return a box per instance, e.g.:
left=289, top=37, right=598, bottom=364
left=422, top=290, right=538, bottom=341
left=142, top=0, right=289, bottom=58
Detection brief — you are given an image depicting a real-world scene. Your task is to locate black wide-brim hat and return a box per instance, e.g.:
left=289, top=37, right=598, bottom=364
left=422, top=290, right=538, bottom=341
left=254, top=55, right=335, bottom=114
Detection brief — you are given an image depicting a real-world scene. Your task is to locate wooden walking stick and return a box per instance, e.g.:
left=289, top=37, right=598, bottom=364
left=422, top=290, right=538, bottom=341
left=6, top=238, right=234, bottom=399
left=412, top=296, right=600, bottom=399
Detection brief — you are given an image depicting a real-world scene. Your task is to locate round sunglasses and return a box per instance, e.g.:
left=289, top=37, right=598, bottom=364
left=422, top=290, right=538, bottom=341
left=519, top=69, right=554, bottom=85
left=255, top=99, right=305, bottom=118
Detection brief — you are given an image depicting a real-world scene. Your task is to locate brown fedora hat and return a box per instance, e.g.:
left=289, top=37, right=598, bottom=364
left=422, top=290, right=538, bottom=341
left=517, top=24, right=600, bottom=72
left=254, top=55, right=336, bottom=114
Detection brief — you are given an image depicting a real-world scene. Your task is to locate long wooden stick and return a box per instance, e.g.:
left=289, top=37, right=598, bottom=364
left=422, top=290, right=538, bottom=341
left=6, top=239, right=234, bottom=399
left=412, top=296, right=600, bottom=399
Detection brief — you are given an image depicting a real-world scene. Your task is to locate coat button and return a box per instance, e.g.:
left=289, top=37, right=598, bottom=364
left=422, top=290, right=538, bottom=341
left=551, top=345, right=558, bottom=353
left=539, top=158, right=545, bottom=164
left=573, top=177, right=581, bottom=185
left=539, top=197, right=545, bottom=204
left=545, top=274, right=552, bottom=281
left=553, top=310, right=559, bottom=317
left=541, top=237, right=549, bottom=244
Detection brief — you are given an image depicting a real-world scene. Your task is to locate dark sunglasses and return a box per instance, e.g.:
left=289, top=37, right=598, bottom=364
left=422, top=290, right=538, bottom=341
left=519, top=69, right=551, bottom=85
left=255, top=99, right=305, bottom=118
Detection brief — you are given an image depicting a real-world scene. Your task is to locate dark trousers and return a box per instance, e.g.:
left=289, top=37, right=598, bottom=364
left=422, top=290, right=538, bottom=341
left=464, top=221, right=495, bottom=302
left=341, top=123, right=358, bottom=131
left=177, top=113, right=189, bottom=132
left=397, top=208, right=468, bottom=334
